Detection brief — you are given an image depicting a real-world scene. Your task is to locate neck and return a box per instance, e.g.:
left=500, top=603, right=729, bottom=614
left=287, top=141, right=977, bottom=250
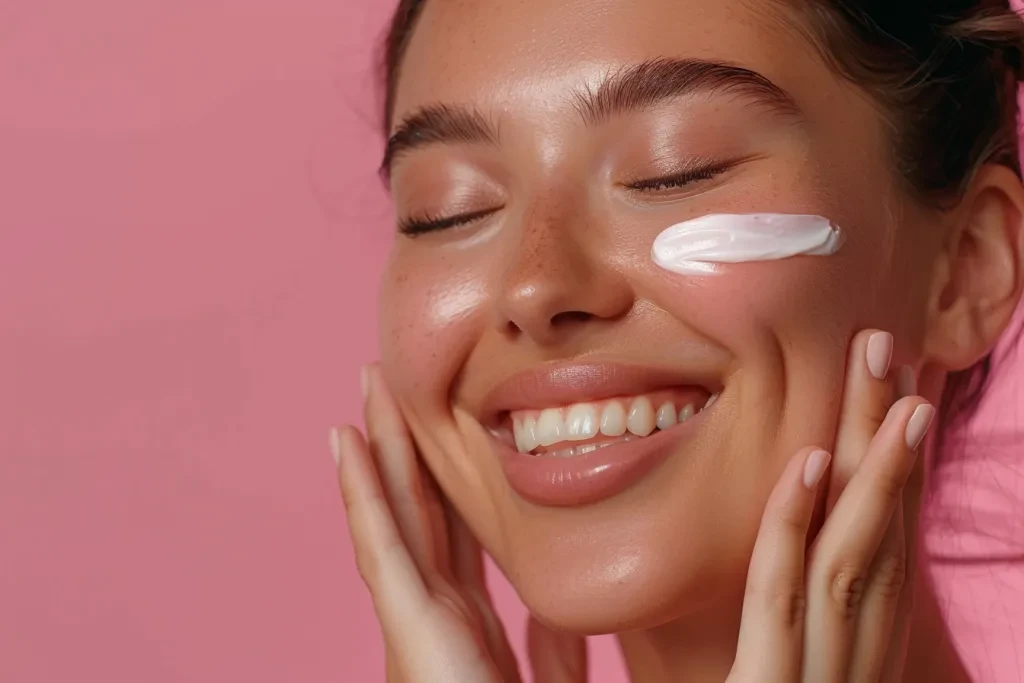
left=615, top=591, right=743, bottom=682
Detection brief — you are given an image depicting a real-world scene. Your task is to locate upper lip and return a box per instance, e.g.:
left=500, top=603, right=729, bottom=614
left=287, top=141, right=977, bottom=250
left=479, top=360, right=724, bottom=423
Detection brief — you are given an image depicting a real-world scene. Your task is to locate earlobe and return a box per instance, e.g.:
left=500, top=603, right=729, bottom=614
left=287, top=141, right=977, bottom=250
left=923, top=164, right=1024, bottom=371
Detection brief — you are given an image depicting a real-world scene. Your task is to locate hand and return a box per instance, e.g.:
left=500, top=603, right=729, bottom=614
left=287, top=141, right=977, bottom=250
left=332, top=365, right=588, bottom=683
left=728, top=329, right=934, bottom=682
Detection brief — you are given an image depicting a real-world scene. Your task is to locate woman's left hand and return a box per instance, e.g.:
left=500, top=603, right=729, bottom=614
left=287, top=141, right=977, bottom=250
left=727, top=330, right=932, bottom=682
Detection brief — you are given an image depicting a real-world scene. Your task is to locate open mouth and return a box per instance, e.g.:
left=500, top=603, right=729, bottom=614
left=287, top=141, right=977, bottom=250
left=478, top=361, right=727, bottom=506
left=494, top=388, right=719, bottom=457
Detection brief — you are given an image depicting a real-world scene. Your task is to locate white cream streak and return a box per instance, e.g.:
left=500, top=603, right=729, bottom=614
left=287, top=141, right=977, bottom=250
left=652, top=213, right=845, bottom=275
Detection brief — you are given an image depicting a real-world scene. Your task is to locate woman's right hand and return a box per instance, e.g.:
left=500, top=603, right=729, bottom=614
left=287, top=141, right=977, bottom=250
left=331, top=365, right=587, bottom=683
left=728, top=329, right=933, bottom=682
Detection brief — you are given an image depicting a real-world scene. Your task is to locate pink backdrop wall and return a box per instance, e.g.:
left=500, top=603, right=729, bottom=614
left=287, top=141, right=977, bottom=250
left=1, top=2, right=1021, bottom=682
left=0, top=1, right=625, bottom=681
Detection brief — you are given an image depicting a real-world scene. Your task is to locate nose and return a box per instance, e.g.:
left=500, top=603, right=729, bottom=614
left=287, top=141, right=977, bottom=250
left=497, top=207, right=634, bottom=347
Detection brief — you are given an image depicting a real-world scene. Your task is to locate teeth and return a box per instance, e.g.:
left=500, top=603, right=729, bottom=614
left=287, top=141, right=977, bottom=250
left=600, top=401, right=627, bottom=437
left=626, top=396, right=656, bottom=437
left=543, top=441, right=617, bottom=458
left=566, top=404, right=599, bottom=441
left=509, top=390, right=722, bottom=454
left=521, top=415, right=539, bottom=451
left=536, top=409, right=565, bottom=447
left=656, top=402, right=677, bottom=431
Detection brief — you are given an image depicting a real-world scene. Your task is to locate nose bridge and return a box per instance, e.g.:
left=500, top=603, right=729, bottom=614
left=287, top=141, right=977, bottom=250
left=497, top=189, right=633, bottom=344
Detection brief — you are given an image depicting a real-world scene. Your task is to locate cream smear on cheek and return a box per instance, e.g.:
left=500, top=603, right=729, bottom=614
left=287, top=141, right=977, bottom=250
left=651, top=213, right=845, bottom=275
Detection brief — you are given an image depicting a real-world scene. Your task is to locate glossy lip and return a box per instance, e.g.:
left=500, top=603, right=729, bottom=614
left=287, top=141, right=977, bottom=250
left=479, top=360, right=724, bottom=425
left=495, top=402, right=711, bottom=507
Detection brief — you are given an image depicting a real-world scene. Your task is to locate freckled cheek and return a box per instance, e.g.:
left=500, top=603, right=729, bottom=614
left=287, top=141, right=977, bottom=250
left=378, top=262, right=491, bottom=416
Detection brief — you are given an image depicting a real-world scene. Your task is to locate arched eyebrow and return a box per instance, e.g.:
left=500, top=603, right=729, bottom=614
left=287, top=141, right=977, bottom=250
left=571, top=57, right=802, bottom=124
left=381, top=104, right=498, bottom=180
left=381, top=57, right=802, bottom=179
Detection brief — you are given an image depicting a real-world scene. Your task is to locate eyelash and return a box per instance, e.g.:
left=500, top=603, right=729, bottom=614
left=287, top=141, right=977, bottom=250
left=398, top=162, right=732, bottom=236
left=398, top=207, right=501, bottom=236
left=624, top=161, right=733, bottom=192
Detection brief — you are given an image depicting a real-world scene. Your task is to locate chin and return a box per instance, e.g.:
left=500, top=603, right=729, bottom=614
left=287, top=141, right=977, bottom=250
left=491, top=477, right=754, bottom=634
left=508, top=540, right=746, bottom=634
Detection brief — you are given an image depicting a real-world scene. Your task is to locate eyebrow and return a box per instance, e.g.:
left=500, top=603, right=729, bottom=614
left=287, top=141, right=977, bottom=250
left=381, top=57, right=801, bottom=178
left=381, top=104, right=498, bottom=179
left=571, top=57, right=802, bottom=125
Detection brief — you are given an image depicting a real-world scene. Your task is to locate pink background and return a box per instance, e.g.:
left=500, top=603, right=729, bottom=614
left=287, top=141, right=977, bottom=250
left=0, top=1, right=626, bottom=681
left=0, top=2, right=1019, bottom=682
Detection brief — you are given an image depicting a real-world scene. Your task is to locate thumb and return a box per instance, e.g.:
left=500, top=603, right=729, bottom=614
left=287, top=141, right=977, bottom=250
left=527, top=617, right=587, bottom=683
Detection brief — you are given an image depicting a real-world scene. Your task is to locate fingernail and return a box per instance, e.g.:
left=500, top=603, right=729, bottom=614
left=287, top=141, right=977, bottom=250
left=329, top=427, right=342, bottom=467
left=866, top=332, right=894, bottom=380
left=898, top=365, right=917, bottom=398
left=803, top=449, right=832, bottom=490
left=360, top=365, right=370, bottom=400
left=905, top=404, right=936, bottom=451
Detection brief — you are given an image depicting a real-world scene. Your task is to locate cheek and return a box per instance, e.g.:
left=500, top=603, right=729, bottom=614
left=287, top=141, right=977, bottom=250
left=378, top=253, right=490, bottom=414
left=642, top=253, right=869, bottom=448
left=643, top=258, right=858, bottom=348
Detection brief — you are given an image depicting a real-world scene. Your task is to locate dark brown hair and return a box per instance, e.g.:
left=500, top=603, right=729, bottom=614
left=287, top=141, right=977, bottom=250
left=378, top=0, right=1024, bottom=428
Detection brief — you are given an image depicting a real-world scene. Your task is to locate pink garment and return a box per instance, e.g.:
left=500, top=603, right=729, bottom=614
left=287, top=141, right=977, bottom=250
left=926, top=301, right=1024, bottom=682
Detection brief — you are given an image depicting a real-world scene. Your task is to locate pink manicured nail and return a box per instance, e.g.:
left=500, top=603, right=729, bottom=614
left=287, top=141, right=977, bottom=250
left=803, top=450, right=832, bottom=490
left=905, top=404, right=936, bottom=451
left=360, top=365, right=370, bottom=400
left=329, top=427, right=342, bottom=467
left=866, top=332, right=894, bottom=380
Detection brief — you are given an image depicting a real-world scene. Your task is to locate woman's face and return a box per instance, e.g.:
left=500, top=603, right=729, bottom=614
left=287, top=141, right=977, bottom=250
left=378, top=0, right=943, bottom=632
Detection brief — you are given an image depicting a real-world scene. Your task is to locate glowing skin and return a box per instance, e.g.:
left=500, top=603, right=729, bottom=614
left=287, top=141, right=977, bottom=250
left=374, top=0, right=1016, bottom=679
left=652, top=213, right=846, bottom=275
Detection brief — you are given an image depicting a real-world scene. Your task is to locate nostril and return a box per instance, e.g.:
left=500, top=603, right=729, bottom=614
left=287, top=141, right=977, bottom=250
left=551, top=310, right=593, bottom=326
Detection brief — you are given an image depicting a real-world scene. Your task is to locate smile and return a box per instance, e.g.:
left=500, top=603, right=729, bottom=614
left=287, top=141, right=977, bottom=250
left=505, top=389, right=719, bottom=457
left=480, top=361, right=724, bottom=506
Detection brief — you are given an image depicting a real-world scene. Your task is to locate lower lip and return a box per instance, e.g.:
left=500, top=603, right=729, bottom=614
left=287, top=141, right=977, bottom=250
left=496, top=412, right=706, bottom=507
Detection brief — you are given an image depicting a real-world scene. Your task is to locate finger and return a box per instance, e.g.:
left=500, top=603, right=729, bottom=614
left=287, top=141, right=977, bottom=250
left=802, top=398, right=935, bottom=683
left=445, top=499, right=522, bottom=680
left=331, top=425, right=430, bottom=621
left=731, top=447, right=832, bottom=681
left=848, top=501, right=906, bottom=683
left=362, top=364, right=437, bottom=573
left=527, top=618, right=588, bottom=683
left=879, top=374, right=925, bottom=681
left=827, top=330, right=895, bottom=514
left=446, top=497, right=485, bottom=589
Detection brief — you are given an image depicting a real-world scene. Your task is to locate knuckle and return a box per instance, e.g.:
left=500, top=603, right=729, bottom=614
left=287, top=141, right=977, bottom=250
left=353, top=532, right=404, bottom=595
left=768, top=498, right=807, bottom=534
left=748, top=577, right=807, bottom=630
left=871, top=464, right=907, bottom=503
left=826, top=563, right=869, bottom=618
left=871, top=552, right=908, bottom=599
left=353, top=547, right=381, bottom=591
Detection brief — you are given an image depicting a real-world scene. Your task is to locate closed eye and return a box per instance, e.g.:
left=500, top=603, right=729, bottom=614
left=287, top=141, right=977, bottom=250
left=398, top=207, right=502, bottom=236
left=624, top=160, right=736, bottom=193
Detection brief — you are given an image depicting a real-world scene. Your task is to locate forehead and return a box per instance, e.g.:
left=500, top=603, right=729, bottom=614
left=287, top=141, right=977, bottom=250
left=392, top=0, right=822, bottom=126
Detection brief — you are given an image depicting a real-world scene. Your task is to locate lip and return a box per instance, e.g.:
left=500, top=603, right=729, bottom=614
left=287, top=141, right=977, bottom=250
left=479, top=360, right=723, bottom=423
left=496, top=405, right=708, bottom=506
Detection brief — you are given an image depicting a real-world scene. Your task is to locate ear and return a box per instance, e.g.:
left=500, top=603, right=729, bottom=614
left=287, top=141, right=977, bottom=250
left=924, top=164, right=1024, bottom=371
